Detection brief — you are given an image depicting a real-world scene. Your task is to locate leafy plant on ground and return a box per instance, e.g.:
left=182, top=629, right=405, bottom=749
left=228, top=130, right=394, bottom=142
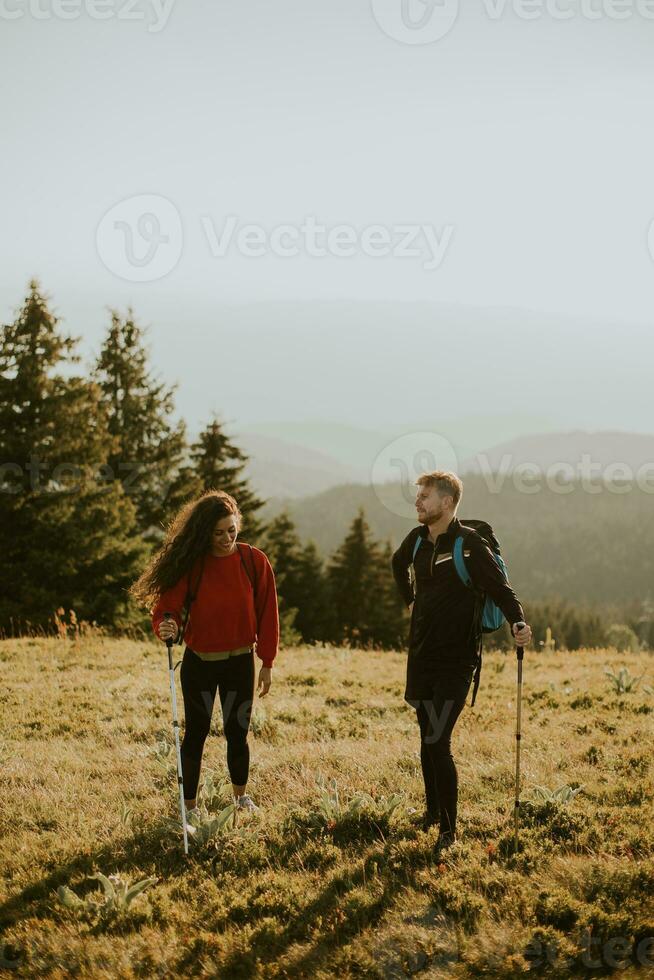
left=198, top=771, right=231, bottom=810
left=314, top=773, right=403, bottom=826
left=604, top=665, right=647, bottom=694
left=149, top=736, right=175, bottom=773
left=174, top=802, right=238, bottom=847
left=57, top=873, right=157, bottom=920
left=119, top=801, right=133, bottom=827
left=531, top=784, right=584, bottom=804
left=295, top=774, right=407, bottom=846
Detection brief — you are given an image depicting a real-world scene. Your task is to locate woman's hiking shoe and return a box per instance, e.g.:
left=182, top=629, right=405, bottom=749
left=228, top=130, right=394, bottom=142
left=235, top=794, right=259, bottom=813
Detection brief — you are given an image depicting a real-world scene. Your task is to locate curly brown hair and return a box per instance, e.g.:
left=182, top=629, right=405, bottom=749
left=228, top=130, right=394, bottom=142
left=129, top=489, right=242, bottom=611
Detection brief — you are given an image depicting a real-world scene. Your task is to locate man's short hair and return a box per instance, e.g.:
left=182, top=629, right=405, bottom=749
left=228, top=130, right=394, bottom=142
left=415, top=470, right=463, bottom=507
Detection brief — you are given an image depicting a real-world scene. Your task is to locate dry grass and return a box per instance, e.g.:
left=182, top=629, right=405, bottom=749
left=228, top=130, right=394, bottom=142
left=0, top=637, right=652, bottom=978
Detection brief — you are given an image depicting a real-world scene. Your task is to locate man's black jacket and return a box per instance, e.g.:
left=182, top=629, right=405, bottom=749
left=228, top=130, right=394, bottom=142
left=392, top=517, right=524, bottom=698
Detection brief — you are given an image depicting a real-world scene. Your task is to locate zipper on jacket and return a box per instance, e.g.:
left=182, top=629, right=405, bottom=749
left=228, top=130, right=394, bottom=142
left=430, top=535, right=440, bottom=576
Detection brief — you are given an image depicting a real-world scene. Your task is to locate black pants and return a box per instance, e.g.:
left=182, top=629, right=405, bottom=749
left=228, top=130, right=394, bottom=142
left=413, top=666, right=474, bottom=836
left=179, top=647, right=255, bottom=799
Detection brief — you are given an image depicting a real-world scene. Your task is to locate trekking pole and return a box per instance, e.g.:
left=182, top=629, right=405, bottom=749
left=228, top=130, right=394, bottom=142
left=163, top=613, right=189, bottom=857
left=513, top=621, right=526, bottom=852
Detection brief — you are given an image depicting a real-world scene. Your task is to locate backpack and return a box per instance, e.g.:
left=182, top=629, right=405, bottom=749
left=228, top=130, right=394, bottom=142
left=411, top=520, right=510, bottom=706
left=176, top=543, right=258, bottom=645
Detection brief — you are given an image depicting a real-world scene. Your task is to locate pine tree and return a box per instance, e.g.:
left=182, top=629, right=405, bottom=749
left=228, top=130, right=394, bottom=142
left=0, top=282, right=104, bottom=473
left=292, top=539, right=329, bottom=643
left=373, top=540, right=410, bottom=649
left=0, top=282, right=148, bottom=632
left=93, top=309, right=186, bottom=537
left=167, top=414, right=265, bottom=541
left=262, top=512, right=311, bottom=645
left=325, top=509, right=384, bottom=647
left=262, top=512, right=302, bottom=604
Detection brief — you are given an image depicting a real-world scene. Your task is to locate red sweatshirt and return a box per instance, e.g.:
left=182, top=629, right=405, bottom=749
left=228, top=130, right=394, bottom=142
left=151, top=545, right=279, bottom=667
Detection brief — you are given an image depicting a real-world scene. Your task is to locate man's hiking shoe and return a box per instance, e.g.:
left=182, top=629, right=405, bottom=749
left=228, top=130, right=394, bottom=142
left=421, top=810, right=439, bottom=832
left=435, top=831, right=457, bottom=855
left=408, top=808, right=439, bottom=831
left=235, top=794, right=259, bottom=813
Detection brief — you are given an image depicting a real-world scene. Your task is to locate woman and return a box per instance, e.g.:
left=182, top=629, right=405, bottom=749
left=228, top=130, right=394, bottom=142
left=130, top=490, right=279, bottom=824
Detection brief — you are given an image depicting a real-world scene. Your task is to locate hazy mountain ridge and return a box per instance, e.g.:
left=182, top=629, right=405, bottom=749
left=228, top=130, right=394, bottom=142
left=461, top=430, right=654, bottom=476
left=236, top=430, right=360, bottom=499
left=165, top=302, right=651, bottom=448
left=261, top=474, right=654, bottom=605
left=235, top=425, right=654, bottom=499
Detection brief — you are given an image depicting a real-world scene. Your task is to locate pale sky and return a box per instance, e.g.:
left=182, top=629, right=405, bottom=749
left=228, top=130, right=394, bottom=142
left=2, top=0, right=653, bottom=433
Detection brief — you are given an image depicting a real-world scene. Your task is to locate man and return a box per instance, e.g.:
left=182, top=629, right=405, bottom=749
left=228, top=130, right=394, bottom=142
left=391, top=470, right=532, bottom=852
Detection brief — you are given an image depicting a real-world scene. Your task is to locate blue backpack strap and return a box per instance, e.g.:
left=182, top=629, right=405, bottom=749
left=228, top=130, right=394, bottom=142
left=452, top=535, right=472, bottom=588
left=412, top=535, right=422, bottom=563
left=453, top=531, right=483, bottom=706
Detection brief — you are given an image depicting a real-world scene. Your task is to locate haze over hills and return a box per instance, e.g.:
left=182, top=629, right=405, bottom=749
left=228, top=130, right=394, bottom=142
left=237, top=413, right=561, bottom=480
left=460, top=431, right=654, bottom=479
left=230, top=423, right=654, bottom=500
left=260, top=474, right=654, bottom=606
left=78, top=300, right=652, bottom=441
left=245, top=424, right=654, bottom=608
left=234, top=431, right=360, bottom=499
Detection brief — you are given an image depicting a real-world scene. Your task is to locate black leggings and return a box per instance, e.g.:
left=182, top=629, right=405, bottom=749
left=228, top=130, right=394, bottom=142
left=179, top=647, right=255, bottom=799
left=415, top=668, right=473, bottom=836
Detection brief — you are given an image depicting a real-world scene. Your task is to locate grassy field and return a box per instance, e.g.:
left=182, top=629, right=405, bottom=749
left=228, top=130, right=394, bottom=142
left=0, top=636, right=653, bottom=978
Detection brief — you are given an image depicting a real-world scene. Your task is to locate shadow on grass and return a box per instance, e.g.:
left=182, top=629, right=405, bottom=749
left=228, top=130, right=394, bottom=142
left=0, top=819, right=190, bottom=931
left=201, top=831, right=439, bottom=979
left=1, top=815, right=440, bottom=977
left=176, top=855, right=402, bottom=979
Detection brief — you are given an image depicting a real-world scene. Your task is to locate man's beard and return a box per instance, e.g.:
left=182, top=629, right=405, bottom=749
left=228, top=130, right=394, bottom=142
left=420, top=505, right=444, bottom=525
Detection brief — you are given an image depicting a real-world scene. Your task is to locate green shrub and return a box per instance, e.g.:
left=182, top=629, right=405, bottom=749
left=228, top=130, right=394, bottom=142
left=605, top=625, right=640, bottom=653
left=534, top=887, right=582, bottom=930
